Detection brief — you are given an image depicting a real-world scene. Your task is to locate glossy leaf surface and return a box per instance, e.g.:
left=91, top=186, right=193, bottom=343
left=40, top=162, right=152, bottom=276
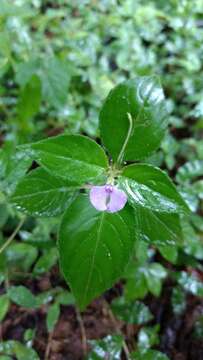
left=100, top=76, right=167, bottom=162
left=87, top=335, right=123, bottom=360
left=0, top=341, right=39, bottom=360
left=8, top=286, right=37, bottom=309
left=11, top=167, right=77, bottom=217
left=120, top=164, right=188, bottom=213
left=28, top=135, right=108, bottom=184
left=134, top=205, right=182, bottom=247
left=111, top=298, right=153, bottom=324
left=59, top=194, right=135, bottom=309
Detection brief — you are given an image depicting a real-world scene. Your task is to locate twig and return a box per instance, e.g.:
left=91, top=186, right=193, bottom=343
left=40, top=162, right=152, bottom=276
left=0, top=217, right=25, bottom=255
left=103, top=299, right=131, bottom=360
left=75, top=307, right=87, bottom=356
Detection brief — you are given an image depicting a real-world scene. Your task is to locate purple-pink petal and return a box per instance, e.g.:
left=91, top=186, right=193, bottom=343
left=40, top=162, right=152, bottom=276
left=89, top=186, right=107, bottom=211
left=89, top=184, right=127, bottom=213
left=106, top=187, right=127, bottom=213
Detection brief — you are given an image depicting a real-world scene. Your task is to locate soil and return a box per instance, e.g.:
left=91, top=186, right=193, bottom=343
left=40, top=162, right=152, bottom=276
left=1, top=265, right=203, bottom=360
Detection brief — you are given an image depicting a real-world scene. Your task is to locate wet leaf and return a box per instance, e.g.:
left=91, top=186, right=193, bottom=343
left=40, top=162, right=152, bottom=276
left=11, top=167, right=77, bottom=217
left=176, top=160, right=203, bottom=183
left=120, top=164, right=188, bottom=213
left=8, top=286, right=37, bottom=308
left=58, top=194, right=135, bottom=309
left=100, top=76, right=167, bottom=162
left=134, top=205, right=182, bottom=247
left=87, top=335, right=123, bottom=360
left=27, top=135, right=108, bottom=184
left=111, top=297, right=153, bottom=324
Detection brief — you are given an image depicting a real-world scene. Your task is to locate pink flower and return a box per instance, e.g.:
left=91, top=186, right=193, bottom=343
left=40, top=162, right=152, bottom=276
left=89, top=184, right=127, bottom=213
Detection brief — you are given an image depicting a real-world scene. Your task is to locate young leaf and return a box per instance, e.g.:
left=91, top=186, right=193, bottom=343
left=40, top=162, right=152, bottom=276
left=58, top=194, right=135, bottom=309
left=33, top=247, right=58, bottom=275
left=46, top=303, right=60, bottom=333
left=144, top=263, right=167, bottom=297
left=27, top=135, right=108, bottom=184
left=11, top=167, right=77, bottom=217
left=17, top=75, right=41, bottom=124
left=8, top=286, right=37, bottom=309
left=100, top=76, right=167, bottom=162
left=134, top=205, right=183, bottom=247
left=0, top=294, right=10, bottom=321
left=120, top=164, right=188, bottom=213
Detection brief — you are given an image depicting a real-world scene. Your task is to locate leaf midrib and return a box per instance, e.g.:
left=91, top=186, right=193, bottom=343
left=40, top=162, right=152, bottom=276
left=82, top=212, right=105, bottom=306
left=35, top=148, right=107, bottom=172
left=12, top=187, right=76, bottom=199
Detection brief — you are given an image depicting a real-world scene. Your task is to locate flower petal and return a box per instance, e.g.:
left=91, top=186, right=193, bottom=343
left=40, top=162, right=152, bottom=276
left=89, top=186, right=107, bottom=211
left=107, top=187, right=127, bottom=213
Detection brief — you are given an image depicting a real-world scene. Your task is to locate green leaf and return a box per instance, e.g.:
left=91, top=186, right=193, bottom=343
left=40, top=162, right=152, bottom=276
left=1, top=149, right=33, bottom=194
left=8, top=286, right=37, bottom=309
left=56, top=291, right=75, bottom=306
left=28, top=135, right=108, bottom=184
left=137, top=325, right=160, bottom=349
left=6, top=243, right=38, bottom=272
left=111, top=297, right=153, bottom=324
left=124, top=269, right=148, bottom=301
left=134, top=205, right=183, bottom=247
left=176, top=160, right=203, bottom=183
left=46, top=302, right=60, bottom=333
left=144, top=263, right=167, bottom=297
left=16, top=57, right=70, bottom=109
left=172, top=287, right=186, bottom=315
left=33, top=247, right=58, bottom=275
left=100, top=76, right=167, bottom=162
left=15, top=59, right=40, bottom=87
left=125, top=262, right=167, bottom=299
left=132, top=349, right=169, bottom=360
left=157, top=243, right=178, bottom=263
left=11, top=167, right=77, bottom=217
left=87, top=335, right=123, bottom=360
left=17, top=75, right=41, bottom=123
left=58, top=194, right=135, bottom=309
left=0, top=294, right=10, bottom=322
left=120, top=164, right=188, bottom=213
left=40, top=57, right=70, bottom=109
left=0, top=341, right=39, bottom=360
left=177, top=271, right=203, bottom=296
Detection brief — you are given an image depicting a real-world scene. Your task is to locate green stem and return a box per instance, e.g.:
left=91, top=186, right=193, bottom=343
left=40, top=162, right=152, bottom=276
left=0, top=217, right=25, bottom=255
left=116, top=112, right=133, bottom=166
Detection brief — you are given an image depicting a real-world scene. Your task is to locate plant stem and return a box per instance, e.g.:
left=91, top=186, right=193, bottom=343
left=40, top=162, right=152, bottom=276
left=45, top=331, right=53, bottom=360
left=0, top=217, right=25, bottom=255
left=103, top=300, right=131, bottom=360
left=116, top=112, right=133, bottom=166
left=76, top=307, right=87, bottom=356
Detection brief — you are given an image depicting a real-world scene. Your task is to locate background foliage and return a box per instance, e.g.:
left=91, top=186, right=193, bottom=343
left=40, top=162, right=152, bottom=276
left=0, top=0, right=203, bottom=359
